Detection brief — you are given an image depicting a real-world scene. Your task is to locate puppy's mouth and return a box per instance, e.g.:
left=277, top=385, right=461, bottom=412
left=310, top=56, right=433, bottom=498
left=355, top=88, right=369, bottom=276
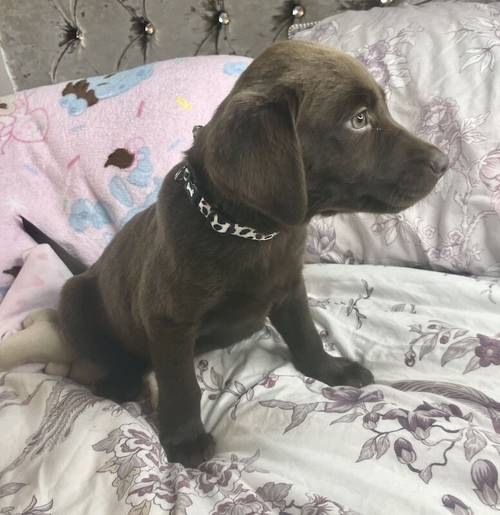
left=317, top=178, right=439, bottom=216
left=318, top=194, right=416, bottom=216
left=359, top=188, right=431, bottom=213
left=375, top=174, right=443, bottom=211
left=319, top=209, right=338, bottom=216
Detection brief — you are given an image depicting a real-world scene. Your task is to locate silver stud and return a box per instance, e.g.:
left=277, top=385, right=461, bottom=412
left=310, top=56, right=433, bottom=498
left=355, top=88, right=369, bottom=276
left=76, top=29, right=83, bottom=40
left=218, top=11, right=230, bottom=25
left=379, top=0, right=394, bottom=4
left=144, top=22, right=155, bottom=35
left=292, top=5, right=305, bottom=18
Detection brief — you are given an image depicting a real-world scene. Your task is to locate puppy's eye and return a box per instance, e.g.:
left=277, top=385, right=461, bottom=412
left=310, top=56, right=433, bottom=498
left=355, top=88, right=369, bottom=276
left=351, top=109, right=369, bottom=130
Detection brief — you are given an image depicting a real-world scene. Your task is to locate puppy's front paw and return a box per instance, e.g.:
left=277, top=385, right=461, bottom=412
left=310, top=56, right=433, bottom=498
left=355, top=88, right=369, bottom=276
left=164, top=431, right=215, bottom=468
left=301, top=356, right=374, bottom=388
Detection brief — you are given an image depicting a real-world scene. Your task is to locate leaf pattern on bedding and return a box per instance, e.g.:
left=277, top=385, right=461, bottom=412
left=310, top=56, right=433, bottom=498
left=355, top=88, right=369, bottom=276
left=92, top=425, right=361, bottom=515
left=404, top=323, right=500, bottom=375
left=392, top=381, right=500, bottom=435
left=0, top=483, right=26, bottom=499
left=451, top=7, right=500, bottom=73
left=442, top=494, right=474, bottom=514
left=259, top=379, right=500, bottom=507
left=305, top=217, right=357, bottom=265
left=0, top=494, right=54, bottom=515
left=261, top=385, right=470, bottom=482
left=309, top=280, right=374, bottom=330
left=479, top=147, right=500, bottom=217
left=471, top=459, right=500, bottom=509
left=354, top=25, right=422, bottom=95
left=0, top=375, right=98, bottom=481
left=0, top=447, right=53, bottom=514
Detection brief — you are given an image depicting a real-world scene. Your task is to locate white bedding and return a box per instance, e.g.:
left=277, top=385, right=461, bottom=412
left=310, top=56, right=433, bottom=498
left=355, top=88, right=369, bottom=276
left=294, top=1, right=500, bottom=278
left=1, top=263, right=499, bottom=514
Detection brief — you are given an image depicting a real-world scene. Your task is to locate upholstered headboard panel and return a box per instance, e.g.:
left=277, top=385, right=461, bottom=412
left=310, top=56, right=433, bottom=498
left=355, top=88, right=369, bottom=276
left=1, top=0, right=490, bottom=91
left=0, top=0, right=410, bottom=91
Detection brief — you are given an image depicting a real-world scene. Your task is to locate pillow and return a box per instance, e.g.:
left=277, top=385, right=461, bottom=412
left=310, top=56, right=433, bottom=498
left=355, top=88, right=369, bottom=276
left=0, top=56, right=251, bottom=301
left=293, top=2, right=500, bottom=277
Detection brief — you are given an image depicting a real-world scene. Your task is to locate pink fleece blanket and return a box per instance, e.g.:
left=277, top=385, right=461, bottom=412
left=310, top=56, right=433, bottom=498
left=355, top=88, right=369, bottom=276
left=0, top=244, right=70, bottom=341
left=0, top=56, right=251, bottom=301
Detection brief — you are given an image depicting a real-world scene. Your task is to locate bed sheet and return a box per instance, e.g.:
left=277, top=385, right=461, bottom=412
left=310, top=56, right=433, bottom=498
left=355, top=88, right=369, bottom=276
left=0, top=249, right=499, bottom=514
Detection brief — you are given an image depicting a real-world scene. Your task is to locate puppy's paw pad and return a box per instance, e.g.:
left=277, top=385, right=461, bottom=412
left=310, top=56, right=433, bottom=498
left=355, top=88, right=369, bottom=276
left=302, top=357, right=374, bottom=388
left=164, top=432, right=215, bottom=468
left=340, top=363, right=374, bottom=388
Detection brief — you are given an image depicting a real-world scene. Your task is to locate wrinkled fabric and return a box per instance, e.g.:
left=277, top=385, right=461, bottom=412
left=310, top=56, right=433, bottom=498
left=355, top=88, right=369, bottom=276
left=295, top=2, right=500, bottom=277
left=0, top=258, right=499, bottom=514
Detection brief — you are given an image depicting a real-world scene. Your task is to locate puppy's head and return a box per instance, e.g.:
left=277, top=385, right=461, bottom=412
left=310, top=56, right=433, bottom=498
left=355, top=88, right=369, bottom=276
left=196, top=41, right=448, bottom=226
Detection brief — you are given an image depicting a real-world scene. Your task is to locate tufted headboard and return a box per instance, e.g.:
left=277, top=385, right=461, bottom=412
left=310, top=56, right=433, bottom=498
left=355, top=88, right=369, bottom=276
left=0, top=0, right=418, bottom=91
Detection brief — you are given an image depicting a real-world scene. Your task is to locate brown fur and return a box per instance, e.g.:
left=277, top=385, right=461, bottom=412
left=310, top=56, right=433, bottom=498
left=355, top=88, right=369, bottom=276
left=56, top=41, right=448, bottom=467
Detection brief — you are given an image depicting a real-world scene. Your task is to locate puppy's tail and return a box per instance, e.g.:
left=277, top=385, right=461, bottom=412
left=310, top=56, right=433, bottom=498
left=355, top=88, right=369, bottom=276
left=20, top=216, right=88, bottom=275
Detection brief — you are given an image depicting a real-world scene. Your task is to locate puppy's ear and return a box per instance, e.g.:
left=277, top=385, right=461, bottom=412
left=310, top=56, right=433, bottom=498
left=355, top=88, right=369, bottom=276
left=203, top=89, right=307, bottom=226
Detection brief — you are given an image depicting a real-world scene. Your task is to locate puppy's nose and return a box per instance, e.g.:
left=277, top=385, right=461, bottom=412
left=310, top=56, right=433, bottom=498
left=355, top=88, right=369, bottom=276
left=429, top=149, right=449, bottom=176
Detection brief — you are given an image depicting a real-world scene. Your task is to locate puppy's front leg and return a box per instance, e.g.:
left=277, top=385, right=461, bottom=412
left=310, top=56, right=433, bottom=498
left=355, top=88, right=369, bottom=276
left=270, top=279, right=374, bottom=388
left=147, top=318, right=214, bottom=468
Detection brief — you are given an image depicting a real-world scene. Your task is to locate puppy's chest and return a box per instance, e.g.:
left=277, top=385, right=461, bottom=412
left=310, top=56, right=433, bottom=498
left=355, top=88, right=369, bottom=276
left=197, top=245, right=302, bottom=342
left=230, top=247, right=300, bottom=292
left=201, top=282, right=288, bottom=336
left=215, top=259, right=299, bottom=312
left=198, top=233, right=305, bottom=325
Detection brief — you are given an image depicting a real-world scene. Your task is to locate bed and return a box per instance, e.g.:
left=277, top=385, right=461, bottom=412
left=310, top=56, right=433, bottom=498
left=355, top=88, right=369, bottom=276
left=0, top=1, right=499, bottom=514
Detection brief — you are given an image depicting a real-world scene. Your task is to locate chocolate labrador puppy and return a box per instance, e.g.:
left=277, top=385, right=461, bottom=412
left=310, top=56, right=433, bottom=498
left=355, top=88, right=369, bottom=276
left=22, top=40, right=448, bottom=467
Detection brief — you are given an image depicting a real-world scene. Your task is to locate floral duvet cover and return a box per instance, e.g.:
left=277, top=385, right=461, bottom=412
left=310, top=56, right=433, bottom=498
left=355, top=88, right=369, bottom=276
left=0, top=260, right=499, bottom=515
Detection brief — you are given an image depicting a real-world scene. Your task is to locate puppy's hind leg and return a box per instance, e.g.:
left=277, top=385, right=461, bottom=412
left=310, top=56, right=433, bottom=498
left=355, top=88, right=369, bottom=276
left=59, top=275, right=148, bottom=403
left=0, top=308, right=75, bottom=370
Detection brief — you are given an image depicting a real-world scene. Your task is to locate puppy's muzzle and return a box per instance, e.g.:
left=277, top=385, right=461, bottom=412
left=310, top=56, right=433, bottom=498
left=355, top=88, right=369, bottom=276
left=428, top=148, right=449, bottom=177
